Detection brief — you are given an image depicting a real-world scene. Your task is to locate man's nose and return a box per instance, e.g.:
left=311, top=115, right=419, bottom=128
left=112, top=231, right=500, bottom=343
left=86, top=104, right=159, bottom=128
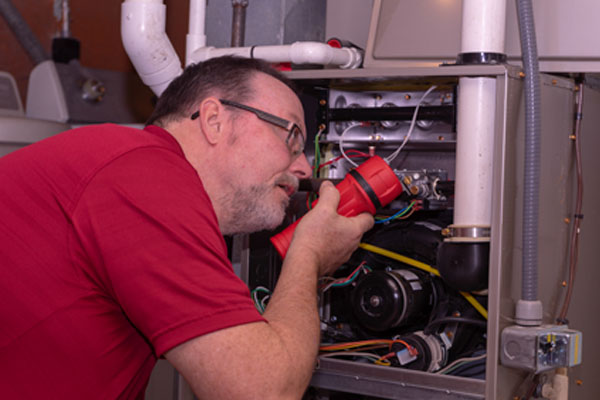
left=289, top=153, right=312, bottom=179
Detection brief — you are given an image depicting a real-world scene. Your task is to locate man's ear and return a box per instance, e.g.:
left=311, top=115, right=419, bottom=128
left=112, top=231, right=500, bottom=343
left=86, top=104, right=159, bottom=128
left=196, top=97, right=226, bottom=145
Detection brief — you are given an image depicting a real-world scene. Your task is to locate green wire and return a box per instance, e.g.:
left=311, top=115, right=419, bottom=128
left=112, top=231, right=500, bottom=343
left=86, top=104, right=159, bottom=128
left=331, top=266, right=368, bottom=287
left=313, top=129, right=323, bottom=179
left=251, top=287, right=271, bottom=295
left=251, top=287, right=271, bottom=314
left=374, top=201, right=416, bottom=222
left=308, top=130, right=324, bottom=209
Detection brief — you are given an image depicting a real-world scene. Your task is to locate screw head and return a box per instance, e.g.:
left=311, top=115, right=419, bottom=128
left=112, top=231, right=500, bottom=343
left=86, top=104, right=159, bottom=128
left=369, top=295, right=382, bottom=307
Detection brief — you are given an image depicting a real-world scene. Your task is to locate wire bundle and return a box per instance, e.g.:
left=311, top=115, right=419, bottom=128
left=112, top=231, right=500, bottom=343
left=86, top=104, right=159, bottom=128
left=319, top=262, right=371, bottom=292
left=374, top=200, right=418, bottom=224
left=320, top=339, right=418, bottom=367
left=436, top=353, right=486, bottom=377
left=250, top=286, right=271, bottom=314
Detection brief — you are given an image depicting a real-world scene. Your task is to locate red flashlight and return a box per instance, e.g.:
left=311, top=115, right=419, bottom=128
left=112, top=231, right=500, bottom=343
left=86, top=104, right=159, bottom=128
left=270, top=155, right=403, bottom=259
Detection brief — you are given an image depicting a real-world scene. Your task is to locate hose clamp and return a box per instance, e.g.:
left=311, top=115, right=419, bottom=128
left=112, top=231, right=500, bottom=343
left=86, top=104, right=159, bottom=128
left=443, top=225, right=491, bottom=241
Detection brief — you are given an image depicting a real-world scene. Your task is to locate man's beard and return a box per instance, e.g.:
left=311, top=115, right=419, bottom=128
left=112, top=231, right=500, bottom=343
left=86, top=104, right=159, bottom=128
left=219, top=174, right=299, bottom=235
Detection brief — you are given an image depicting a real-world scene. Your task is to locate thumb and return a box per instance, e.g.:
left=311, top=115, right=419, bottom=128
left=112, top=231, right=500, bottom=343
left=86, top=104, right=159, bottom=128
left=351, top=212, right=375, bottom=233
left=314, top=180, right=340, bottom=211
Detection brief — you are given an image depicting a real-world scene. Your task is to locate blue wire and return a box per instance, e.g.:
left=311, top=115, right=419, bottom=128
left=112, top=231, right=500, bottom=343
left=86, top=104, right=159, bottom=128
left=374, top=202, right=414, bottom=224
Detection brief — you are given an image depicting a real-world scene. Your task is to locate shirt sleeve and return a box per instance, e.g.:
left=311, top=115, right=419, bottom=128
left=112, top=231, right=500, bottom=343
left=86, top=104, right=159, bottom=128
left=71, top=146, right=265, bottom=356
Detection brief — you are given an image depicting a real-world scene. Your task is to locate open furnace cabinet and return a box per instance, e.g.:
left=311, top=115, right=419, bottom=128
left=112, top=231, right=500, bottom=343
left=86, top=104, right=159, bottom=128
left=236, top=64, right=599, bottom=400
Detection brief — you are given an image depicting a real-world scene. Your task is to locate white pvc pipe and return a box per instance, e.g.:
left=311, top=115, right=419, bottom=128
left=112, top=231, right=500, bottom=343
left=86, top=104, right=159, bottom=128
left=189, top=41, right=363, bottom=69
left=453, top=77, right=496, bottom=230
left=122, top=0, right=362, bottom=96
left=449, top=0, right=507, bottom=239
left=121, top=0, right=183, bottom=96
left=186, top=0, right=207, bottom=66
left=461, top=0, right=507, bottom=54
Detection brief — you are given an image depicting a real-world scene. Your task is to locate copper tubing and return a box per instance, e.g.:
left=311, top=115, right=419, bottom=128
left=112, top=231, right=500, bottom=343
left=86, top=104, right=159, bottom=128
left=557, top=82, right=585, bottom=323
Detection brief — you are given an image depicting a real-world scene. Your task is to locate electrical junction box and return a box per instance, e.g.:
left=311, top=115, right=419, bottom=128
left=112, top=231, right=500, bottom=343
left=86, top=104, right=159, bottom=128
left=500, top=325, right=582, bottom=373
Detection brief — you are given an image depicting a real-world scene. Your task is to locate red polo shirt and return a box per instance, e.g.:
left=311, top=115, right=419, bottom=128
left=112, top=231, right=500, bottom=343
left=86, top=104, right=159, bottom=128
left=0, top=124, right=264, bottom=399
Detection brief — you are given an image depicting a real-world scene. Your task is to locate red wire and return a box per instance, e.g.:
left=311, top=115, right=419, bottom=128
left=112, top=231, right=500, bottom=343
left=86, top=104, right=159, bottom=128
left=345, top=149, right=370, bottom=157
left=317, top=155, right=344, bottom=170
left=317, top=154, right=366, bottom=172
left=336, top=262, right=367, bottom=285
left=391, top=339, right=418, bottom=356
left=318, top=262, right=367, bottom=289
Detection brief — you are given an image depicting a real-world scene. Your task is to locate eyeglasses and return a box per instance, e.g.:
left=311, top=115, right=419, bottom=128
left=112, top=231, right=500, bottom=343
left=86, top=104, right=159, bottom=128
left=190, top=99, right=305, bottom=159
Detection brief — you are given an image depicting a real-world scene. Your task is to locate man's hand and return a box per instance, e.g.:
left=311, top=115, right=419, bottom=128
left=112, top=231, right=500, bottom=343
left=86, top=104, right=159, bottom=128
left=167, top=185, right=372, bottom=400
left=288, top=180, right=374, bottom=276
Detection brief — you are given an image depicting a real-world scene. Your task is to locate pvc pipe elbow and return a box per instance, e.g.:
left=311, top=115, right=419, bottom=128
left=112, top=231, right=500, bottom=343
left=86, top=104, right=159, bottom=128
left=121, top=0, right=182, bottom=96
left=288, top=42, right=362, bottom=69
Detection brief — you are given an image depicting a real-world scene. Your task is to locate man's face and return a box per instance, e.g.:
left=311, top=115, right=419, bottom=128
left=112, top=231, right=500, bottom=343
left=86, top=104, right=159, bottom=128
left=217, top=73, right=311, bottom=235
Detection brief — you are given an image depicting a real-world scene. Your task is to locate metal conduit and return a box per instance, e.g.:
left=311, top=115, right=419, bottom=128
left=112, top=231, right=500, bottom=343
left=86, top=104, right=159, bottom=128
left=516, top=0, right=542, bottom=303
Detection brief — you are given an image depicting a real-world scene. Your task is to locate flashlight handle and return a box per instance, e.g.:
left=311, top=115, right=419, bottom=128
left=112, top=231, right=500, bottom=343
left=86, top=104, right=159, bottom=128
left=270, top=156, right=402, bottom=259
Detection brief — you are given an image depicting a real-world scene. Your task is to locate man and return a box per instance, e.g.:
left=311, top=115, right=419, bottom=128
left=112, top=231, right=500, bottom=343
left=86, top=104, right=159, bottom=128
left=0, top=56, right=373, bottom=399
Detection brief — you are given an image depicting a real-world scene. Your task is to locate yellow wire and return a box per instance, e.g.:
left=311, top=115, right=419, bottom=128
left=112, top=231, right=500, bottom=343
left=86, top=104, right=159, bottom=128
left=358, top=242, right=488, bottom=320
left=458, top=291, right=488, bottom=320
left=320, top=339, right=393, bottom=351
left=358, top=243, right=440, bottom=277
left=374, top=359, right=392, bottom=366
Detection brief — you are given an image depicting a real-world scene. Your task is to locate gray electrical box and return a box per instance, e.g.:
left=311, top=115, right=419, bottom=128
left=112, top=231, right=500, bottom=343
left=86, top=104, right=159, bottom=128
left=501, top=325, right=582, bottom=373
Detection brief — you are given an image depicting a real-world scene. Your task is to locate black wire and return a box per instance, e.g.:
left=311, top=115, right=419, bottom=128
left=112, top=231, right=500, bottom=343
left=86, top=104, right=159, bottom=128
left=424, top=316, right=487, bottom=335
left=320, top=320, right=357, bottom=341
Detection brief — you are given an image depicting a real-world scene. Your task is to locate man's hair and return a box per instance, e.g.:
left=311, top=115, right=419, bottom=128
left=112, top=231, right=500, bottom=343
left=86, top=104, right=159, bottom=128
left=146, top=56, right=296, bottom=127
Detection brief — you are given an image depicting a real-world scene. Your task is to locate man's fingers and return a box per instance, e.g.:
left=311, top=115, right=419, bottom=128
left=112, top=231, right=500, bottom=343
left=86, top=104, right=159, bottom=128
left=315, top=182, right=374, bottom=234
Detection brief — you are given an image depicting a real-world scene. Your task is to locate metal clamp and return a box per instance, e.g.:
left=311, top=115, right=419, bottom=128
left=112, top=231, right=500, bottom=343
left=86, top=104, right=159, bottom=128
left=443, top=226, right=491, bottom=240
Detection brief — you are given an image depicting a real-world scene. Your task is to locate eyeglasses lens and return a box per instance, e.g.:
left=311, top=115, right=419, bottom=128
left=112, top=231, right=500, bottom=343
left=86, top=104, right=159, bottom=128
left=287, top=126, right=304, bottom=157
